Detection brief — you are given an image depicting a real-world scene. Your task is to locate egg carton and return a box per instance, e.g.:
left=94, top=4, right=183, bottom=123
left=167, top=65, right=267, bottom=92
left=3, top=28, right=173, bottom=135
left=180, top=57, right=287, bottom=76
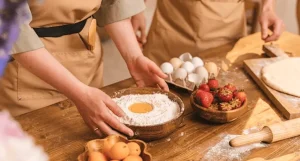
left=160, top=53, right=219, bottom=92
left=165, top=74, right=197, bottom=92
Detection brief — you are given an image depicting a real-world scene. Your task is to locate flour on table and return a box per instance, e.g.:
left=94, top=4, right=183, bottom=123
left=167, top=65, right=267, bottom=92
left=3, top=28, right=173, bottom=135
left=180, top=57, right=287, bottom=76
left=202, top=135, right=267, bottom=161
left=112, top=94, right=180, bottom=126
left=262, top=58, right=300, bottom=98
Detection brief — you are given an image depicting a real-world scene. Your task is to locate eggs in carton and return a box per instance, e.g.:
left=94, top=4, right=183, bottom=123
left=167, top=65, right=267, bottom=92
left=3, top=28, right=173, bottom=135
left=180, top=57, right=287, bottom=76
left=160, top=53, right=219, bottom=91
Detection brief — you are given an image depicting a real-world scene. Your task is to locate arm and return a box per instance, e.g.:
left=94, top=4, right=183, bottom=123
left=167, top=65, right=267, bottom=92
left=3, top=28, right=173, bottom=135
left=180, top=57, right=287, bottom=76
left=131, top=0, right=148, bottom=47
left=13, top=48, right=134, bottom=137
left=104, top=18, right=168, bottom=91
left=260, top=0, right=284, bottom=42
left=131, top=11, right=147, bottom=47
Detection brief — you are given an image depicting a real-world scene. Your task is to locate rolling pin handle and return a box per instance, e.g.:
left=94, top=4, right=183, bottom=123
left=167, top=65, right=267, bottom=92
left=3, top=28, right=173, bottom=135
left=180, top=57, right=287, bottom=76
left=230, top=127, right=272, bottom=147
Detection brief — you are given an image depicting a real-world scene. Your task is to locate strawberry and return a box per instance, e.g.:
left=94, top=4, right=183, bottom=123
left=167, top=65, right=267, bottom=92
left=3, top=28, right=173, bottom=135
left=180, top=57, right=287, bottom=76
left=195, top=90, right=214, bottom=108
left=207, top=79, right=219, bottom=90
left=217, top=88, right=233, bottom=102
left=234, top=91, right=247, bottom=103
left=210, top=89, right=219, bottom=97
left=198, top=84, right=210, bottom=92
left=224, top=83, right=237, bottom=92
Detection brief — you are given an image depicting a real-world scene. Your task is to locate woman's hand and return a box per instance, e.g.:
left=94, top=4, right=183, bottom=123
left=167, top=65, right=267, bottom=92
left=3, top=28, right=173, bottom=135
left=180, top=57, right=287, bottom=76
left=131, top=12, right=147, bottom=47
left=260, top=0, right=285, bottom=42
left=128, top=55, right=169, bottom=91
left=13, top=48, right=133, bottom=137
left=74, top=86, right=134, bottom=137
left=105, top=18, right=168, bottom=91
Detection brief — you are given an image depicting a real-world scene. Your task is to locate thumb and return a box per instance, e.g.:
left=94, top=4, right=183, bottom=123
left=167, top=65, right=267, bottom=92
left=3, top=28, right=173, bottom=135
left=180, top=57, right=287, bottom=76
left=131, top=21, right=138, bottom=33
left=149, top=61, right=168, bottom=79
left=261, top=21, right=269, bottom=40
left=140, top=24, right=147, bottom=44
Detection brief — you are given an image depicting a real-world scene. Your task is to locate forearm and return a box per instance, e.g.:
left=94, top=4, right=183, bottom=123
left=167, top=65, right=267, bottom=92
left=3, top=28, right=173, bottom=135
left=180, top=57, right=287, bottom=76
left=104, top=19, right=143, bottom=66
left=13, top=48, right=86, bottom=100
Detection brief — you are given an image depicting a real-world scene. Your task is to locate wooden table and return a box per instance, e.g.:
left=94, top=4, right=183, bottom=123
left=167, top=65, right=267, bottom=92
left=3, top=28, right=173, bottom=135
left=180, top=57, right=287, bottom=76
left=16, top=32, right=300, bottom=161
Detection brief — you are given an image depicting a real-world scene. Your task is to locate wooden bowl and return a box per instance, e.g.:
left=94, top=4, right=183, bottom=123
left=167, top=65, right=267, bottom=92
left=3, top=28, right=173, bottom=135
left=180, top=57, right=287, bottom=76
left=112, top=87, right=185, bottom=141
left=190, top=91, right=248, bottom=123
left=77, top=135, right=152, bottom=161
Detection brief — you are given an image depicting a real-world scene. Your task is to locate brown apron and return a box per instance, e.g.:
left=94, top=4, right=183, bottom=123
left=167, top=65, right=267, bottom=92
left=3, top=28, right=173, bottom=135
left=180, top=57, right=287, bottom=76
left=143, top=0, right=247, bottom=65
left=0, top=0, right=103, bottom=116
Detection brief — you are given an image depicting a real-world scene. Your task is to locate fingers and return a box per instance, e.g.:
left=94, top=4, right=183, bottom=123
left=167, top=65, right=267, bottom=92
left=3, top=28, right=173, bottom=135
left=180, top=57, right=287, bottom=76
left=260, top=20, right=269, bottom=40
left=98, top=121, right=119, bottom=135
left=101, top=93, right=125, bottom=117
left=93, top=128, right=104, bottom=137
left=149, top=61, right=168, bottom=79
left=131, top=20, right=139, bottom=33
left=155, top=76, right=169, bottom=91
left=85, top=119, right=105, bottom=137
left=140, top=24, right=147, bottom=44
left=102, top=113, right=134, bottom=137
left=264, top=20, right=284, bottom=42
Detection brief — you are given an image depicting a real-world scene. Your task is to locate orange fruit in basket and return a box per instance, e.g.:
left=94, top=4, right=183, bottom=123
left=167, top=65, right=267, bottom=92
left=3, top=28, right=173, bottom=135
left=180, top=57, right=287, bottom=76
left=88, top=151, right=108, bottom=161
left=109, top=142, right=129, bottom=160
left=103, top=135, right=118, bottom=157
left=128, top=142, right=141, bottom=156
left=123, top=155, right=143, bottom=161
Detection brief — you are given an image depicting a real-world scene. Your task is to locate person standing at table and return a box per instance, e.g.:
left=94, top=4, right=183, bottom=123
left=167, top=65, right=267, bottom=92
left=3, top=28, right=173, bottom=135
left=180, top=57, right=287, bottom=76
left=0, top=0, right=168, bottom=137
left=139, top=0, right=284, bottom=64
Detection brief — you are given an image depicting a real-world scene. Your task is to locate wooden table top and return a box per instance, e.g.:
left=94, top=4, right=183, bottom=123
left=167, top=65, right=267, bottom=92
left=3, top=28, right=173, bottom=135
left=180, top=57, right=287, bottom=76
left=16, top=32, right=300, bottom=161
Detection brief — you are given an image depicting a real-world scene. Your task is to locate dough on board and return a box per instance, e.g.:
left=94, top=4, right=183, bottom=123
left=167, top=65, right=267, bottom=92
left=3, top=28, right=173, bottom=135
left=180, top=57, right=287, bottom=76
left=261, top=58, right=300, bottom=98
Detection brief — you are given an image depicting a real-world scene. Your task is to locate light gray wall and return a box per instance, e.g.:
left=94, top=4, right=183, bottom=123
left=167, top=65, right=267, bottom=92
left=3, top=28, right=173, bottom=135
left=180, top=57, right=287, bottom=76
left=275, top=0, right=298, bottom=34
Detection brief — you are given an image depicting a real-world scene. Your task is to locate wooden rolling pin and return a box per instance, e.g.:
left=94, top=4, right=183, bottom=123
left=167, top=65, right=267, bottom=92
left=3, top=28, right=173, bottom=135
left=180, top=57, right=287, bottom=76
left=230, top=118, right=300, bottom=147
left=247, top=152, right=300, bottom=161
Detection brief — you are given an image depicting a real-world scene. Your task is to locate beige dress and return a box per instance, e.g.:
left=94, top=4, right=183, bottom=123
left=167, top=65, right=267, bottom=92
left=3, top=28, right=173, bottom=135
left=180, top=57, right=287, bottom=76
left=0, top=0, right=145, bottom=116
left=143, top=0, right=247, bottom=65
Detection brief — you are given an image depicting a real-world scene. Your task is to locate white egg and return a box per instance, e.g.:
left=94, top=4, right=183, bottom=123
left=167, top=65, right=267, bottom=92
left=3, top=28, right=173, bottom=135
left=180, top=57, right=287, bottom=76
left=188, top=73, right=201, bottom=86
left=205, top=62, right=219, bottom=78
left=169, top=57, right=183, bottom=69
left=160, top=62, right=174, bottom=74
left=174, top=68, right=187, bottom=80
left=191, top=57, right=204, bottom=67
left=179, top=52, right=192, bottom=62
left=194, top=66, right=209, bottom=84
left=181, top=61, right=195, bottom=73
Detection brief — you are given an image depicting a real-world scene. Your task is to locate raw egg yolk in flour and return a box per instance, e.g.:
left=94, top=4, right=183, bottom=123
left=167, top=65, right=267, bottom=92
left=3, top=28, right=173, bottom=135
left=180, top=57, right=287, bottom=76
left=129, top=103, right=153, bottom=113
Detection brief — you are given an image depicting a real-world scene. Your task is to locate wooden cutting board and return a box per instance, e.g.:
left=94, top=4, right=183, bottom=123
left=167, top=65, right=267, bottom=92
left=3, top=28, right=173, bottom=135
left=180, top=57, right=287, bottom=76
left=263, top=44, right=295, bottom=58
left=244, top=58, right=300, bottom=119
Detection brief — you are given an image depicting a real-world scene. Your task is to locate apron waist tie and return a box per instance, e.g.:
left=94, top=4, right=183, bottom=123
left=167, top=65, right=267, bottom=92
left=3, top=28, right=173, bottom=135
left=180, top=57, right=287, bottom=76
left=33, top=18, right=88, bottom=37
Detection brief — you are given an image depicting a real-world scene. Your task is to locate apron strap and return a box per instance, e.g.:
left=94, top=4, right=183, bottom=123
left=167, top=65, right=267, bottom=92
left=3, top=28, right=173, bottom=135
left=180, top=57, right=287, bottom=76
left=33, top=18, right=88, bottom=37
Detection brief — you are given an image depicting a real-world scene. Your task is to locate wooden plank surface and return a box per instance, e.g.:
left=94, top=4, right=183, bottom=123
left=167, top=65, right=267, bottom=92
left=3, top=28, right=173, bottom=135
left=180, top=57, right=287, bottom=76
left=244, top=58, right=300, bottom=119
left=15, top=32, right=300, bottom=161
left=262, top=32, right=300, bottom=58
left=247, top=152, right=300, bottom=161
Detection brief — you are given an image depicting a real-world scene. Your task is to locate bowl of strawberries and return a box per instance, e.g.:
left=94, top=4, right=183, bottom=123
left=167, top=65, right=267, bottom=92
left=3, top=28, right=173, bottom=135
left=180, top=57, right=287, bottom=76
left=190, top=78, right=247, bottom=123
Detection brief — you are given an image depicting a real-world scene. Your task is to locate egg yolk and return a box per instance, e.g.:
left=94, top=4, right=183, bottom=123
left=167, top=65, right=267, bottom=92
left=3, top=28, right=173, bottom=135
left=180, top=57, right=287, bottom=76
left=129, top=103, right=153, bottom=113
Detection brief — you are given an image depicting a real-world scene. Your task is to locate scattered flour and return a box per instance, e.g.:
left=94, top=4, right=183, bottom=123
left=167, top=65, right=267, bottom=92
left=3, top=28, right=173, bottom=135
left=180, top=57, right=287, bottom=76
left=112, top=94, right=180, bottom=126
left=202, top=135, right=267, bottom=161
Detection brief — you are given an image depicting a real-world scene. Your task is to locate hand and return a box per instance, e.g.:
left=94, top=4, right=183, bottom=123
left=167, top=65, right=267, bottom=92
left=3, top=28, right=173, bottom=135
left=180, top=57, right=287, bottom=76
left=73, top=86, right=134, bottom=137
left=128, top=56, right=169, bottom=91
left=259, top=8, right=284, bottom=42
left=131, top=12, right=147, bottom=47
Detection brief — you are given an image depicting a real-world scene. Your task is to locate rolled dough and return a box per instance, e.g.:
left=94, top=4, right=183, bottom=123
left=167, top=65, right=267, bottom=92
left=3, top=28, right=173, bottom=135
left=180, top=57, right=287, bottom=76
left=261, top=58, right=300, bottom=98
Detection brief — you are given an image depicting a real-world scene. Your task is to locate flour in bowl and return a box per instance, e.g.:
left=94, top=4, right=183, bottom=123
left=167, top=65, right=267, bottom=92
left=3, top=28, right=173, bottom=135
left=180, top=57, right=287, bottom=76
left=112, top=93, right=181, bottom=126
